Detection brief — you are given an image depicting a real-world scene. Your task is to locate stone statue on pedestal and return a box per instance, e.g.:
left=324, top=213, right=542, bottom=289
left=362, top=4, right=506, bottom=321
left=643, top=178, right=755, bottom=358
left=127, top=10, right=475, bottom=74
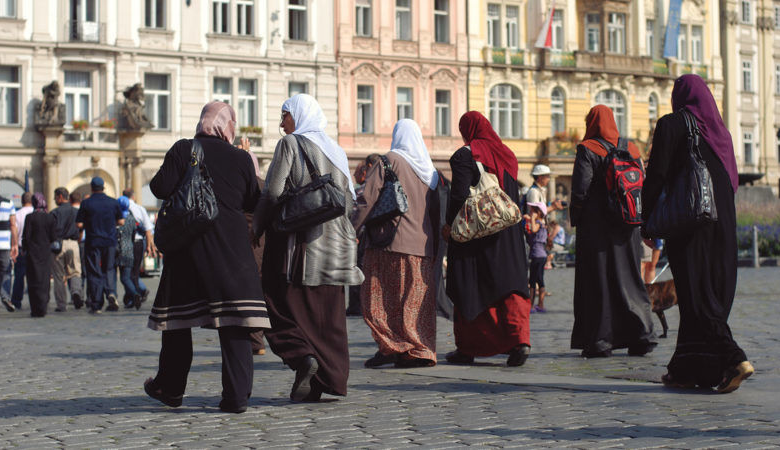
left=119, top=83, right=153, bottom=131
left=34, top=81, right=66, bottom=130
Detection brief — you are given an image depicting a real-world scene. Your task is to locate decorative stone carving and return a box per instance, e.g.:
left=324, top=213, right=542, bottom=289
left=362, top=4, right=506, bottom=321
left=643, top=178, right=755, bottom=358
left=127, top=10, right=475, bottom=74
left=757, top=16, right=775, bottom=31
left=351, top=62, right=382, bottom=80
left=391, top=65, right=420, bottom=83
left=723, top=10, right=739, bottom=26
left=430, top=68, right=458, bottom=84
left=34, top=81, right=66, bottom=130
left=119, top=84, right=153, bottom=131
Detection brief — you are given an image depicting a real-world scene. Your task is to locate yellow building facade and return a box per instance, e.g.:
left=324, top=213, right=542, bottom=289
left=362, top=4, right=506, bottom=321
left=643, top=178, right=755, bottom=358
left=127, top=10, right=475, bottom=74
left=466, top=0, right=724, bottom=197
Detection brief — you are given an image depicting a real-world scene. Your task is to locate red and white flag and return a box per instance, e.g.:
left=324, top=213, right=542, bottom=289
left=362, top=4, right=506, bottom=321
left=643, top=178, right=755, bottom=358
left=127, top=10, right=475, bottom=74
left=534, top=0, right=556, bottom=49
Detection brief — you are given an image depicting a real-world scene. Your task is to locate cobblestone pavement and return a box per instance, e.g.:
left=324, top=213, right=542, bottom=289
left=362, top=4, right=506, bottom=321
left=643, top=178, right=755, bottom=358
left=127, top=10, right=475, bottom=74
left=1, top=267, right=779, bottom=448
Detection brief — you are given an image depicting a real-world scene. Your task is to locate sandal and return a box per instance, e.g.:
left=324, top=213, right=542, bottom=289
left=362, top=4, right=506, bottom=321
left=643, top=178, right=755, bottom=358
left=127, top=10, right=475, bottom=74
left=144, top=378, right=183, bottom=407
left=716, top=361, right=754, bottom=394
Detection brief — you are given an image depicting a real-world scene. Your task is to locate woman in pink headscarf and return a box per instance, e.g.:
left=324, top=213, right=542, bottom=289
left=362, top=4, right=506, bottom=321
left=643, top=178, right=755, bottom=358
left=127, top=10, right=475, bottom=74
left=144, top=101, right=270, bottom=413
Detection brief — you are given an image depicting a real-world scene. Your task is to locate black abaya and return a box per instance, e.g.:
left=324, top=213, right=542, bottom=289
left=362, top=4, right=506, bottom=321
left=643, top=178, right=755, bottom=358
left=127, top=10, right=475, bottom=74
left=570, top=145, right=656, bottom=353
left=22, top=211, right=56, bottom=317
left=643, top=111, right=746, bottom=387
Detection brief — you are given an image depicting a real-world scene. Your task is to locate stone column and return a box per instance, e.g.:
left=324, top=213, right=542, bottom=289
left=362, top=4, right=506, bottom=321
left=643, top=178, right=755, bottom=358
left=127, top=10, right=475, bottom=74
left=118, top=130, right=146, bottom=196
left=39, top=127, right=64, bottom=210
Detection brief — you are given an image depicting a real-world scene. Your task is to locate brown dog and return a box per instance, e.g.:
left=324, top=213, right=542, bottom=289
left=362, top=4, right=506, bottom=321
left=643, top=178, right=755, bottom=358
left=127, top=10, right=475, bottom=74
left=645, top=279, right=678, bottom=338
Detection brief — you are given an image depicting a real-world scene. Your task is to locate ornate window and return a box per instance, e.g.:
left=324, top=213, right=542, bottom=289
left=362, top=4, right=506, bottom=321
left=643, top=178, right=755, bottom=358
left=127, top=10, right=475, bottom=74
left=489, top=84, right=522, bottom=139
left=741, top=0, right=752, bottom=24
left=677, top=24, right=687, bottom=61
left=691, top=25, right=703, bottom=64
left=395, top=0, right=412, bottom=41
left=607, top=12, right=625, bottom=54
left=64, top=70, right=92, bottom=126
left=434, top=0, right=449, bottom=44
left=0, top=0, right=15, bottom=18
left=357, top=85, right=374, bottom=134
left=237, top=0, right=253, bottom=35
left=356, top=0, right=372, bottom=37
left=238, top=79, right=257, bottom=127
left=646, top=20, right=654, bottom=56
left=586, top=14, right=600, bottom=52
left=213, top=77, right=232, bottom=104
left=397, top=87, right=413, bottom=120
left=742, top=60, right=753, bottom=92
left=0, top=66, right=20, bottom=126
left=595, top=89, right=626, bottom=135
left=212, top=0, right=229, bottom=34
left=435, top=90, right=451, bottom=136
left=551, top=9, right=563, bottom=50
left=288, top=0, right=307, bottom=41
left=145, top=0, right=165, bottom=28
left=487, top=4, right=500, bottom=47
left=551, top=88, right=565, bottom=134
left=144, top=73, right=170, bottom=130
left=505, top=6, right=519, bottom=49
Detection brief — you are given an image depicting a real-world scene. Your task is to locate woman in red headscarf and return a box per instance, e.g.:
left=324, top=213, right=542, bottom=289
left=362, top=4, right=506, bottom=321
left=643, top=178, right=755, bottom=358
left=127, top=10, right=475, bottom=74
left=569, top=105, right=657, bottom=358
left=441, top=111, right=532, bottom=367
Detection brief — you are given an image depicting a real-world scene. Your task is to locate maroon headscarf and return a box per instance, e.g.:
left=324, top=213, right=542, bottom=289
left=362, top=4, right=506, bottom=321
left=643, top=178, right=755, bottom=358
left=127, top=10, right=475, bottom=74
left=580, top=105, right=641, bottom=159
left=195, top=101, right=236, bottom=144
left=32, top=192, right=47, bottom=212
left=672, top=74, right=738, bottom=192
left=458, top=111, right=518, bottom=189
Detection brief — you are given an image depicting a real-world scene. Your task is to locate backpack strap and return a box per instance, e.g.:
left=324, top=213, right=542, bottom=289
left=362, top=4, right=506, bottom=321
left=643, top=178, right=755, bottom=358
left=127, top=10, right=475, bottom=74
left=593, top=137, right=616, bottom=154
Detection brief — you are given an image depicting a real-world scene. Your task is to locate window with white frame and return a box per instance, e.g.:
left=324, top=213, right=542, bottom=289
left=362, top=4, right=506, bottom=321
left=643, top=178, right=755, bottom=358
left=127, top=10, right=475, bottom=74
left=357, top=85, right=374, bottom=134
left=777, top=128, right=780, bottom=162
left=288, top=81, right=308, bottom=97
left=213, top=0, right=229, bottom=33
left=0, top=66, right=19, bottom=125
left=775, top=6, right=780, bottom=28
left=646, top=20, right=654, bottom=57
left=237, top=0, right=253, bottom=35
left=505, top=6, right=519, bottom=49
left=743, top=60, right=753, bottom=92
left=0, top=0, right=15, bottom=18
left=743, top=130, right=754, bottom=165
left=776, top=64, right=780, bottom=94
left=70, top=0, right=99, bottom=42
left=677, top=24, right=687, bottom=61
left=595, top=90, right=626, bottom=135
left=145, top=0, right=165, bottom=28
left=586, top=13, right=600, bottom=52
left=607, top=13, right=625, bottom=54
left=435, top=89, right=451, bottom=136
left=238, top=79, right=256, bottom=127
left=552, top=10, right=564, bottom=50
left=648, top=93, right=658, bottom=125
left=489, top=84, right=522, bottom=139
left=396, top=0, right=412, bottom=40
left=741, top=0, right=752, bottom=23
left=487, top=4, right=500, bottom=48
left=356, top=0, right=372, bottom=37
left=289, top=0, right=307, bottom=40
left=64, top=70, right=92, bottom=126
left=144, top=73, right=170, bottom=130
left=213, top=77, right=232, bottom=104
left=691, top=25, right=702, bottom=63
left=434, top=0, right=449, bottom=43
left=551, top=87, right=565, bottom=135
left=397, top=87, right=413, bottom=120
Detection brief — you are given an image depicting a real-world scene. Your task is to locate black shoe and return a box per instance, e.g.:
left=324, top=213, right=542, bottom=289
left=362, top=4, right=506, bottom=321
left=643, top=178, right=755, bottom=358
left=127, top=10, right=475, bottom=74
left=364, top=351, right=397, bottom=368
left=72, top=293, right=83, bottom=309
left=345, top=306, right=362, bottom=316
left=133, top=294, right=142, bottom=310
left=88, top=308, right=102, bottom=315
left=628, top=343, right=656, bottom=356
left=144, top=378, right=183, bottom=407
left=218, top=399, right=247, bottom=413
left=2, top=298, right=15, bottom=312
left=290, top=356, right=319, bottom=402
left=445, top=350, right=475, bottom=365
left=54, top=308, right=66, bottom=312
left=394, top=355, right=436, bottom=368
left=141, top=290, right=150, bottom=303
left=581, top=349, right=612, bottom=358
left=106, top=294, right=119, bottom=312
left=507, top=345, right=531, bottom=367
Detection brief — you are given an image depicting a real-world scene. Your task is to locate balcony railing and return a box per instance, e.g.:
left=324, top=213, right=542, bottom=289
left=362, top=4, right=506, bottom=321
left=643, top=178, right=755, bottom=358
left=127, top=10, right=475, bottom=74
left=547, top=50, right=576, bottom=67
left=485, top=47, right=525, bottom=66
left=65, top=20, right=106, bottom=43
left=653, top=59, right=669, bottom=75
left=63, top=127, right=118, bottom=146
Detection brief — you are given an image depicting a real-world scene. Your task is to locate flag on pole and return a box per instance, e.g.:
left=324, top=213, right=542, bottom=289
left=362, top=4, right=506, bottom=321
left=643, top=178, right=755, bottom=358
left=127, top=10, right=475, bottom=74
left=534, top=0, right=556, bottom=49
left=23, top=170, right=29, bottom=193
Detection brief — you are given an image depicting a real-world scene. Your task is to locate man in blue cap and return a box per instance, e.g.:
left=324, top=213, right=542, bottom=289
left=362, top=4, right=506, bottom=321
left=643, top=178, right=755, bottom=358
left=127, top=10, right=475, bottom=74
left=76, top=177, right=124, bottom=314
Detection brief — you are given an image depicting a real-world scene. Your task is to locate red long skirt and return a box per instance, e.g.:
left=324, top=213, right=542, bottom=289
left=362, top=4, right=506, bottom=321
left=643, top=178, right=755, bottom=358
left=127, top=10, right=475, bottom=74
left=453, top=293, right=531, bottom=357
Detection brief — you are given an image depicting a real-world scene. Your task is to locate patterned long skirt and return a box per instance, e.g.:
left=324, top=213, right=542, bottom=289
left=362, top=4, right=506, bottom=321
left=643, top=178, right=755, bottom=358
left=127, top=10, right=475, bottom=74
left=361, top=249, right=436, bottom=361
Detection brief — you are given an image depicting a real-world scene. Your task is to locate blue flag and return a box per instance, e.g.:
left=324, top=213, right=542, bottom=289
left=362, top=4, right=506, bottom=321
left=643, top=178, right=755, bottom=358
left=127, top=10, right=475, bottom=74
left=23, top=169, right=28, bottom=193
left=663, top=0, right=682, bottom=58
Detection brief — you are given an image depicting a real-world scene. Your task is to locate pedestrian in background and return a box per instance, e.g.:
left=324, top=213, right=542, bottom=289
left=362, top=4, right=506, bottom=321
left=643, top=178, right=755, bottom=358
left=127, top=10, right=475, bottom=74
left=23, top=193, right=56, bottom=317
left=116, top=196, right=142, bottom=309
left=51, top=187, right=83, bottom=310
left=569, top=105, right=656, bottom=358
left=524, top=164, right=564, bottom=214
left=257, top=94, right=363, bottom=402
left=643, top=74, right=754, bottom=393
left=0, top=194, right=18, bottom=313
left=353, top=119, right=440, bottom=369
left=76, top=177, right=124, bottom=314
left=9, top=192, right=31, bottom=310
left=70, top=192, right=87, bottom=293
left=442, top=111, right=532, bottom=367
left=146, top=101, right=269, bottom=413
left=544, top=218, right=565, bottom=270
left=122, top=188, right=156, bottom=305
left=641, top=239, right=663, bottom=284
left=524, top=202, right=548, bottom=313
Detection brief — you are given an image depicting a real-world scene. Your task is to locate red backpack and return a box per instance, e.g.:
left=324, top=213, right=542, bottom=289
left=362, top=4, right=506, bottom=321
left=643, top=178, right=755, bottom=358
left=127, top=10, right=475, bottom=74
left=594, top=137, right=644, bottom=226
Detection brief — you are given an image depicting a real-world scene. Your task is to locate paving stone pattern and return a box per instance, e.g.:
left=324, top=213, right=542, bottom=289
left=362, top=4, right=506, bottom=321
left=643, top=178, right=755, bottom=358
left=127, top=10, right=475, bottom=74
left=0, top=267, right=779, bottom=448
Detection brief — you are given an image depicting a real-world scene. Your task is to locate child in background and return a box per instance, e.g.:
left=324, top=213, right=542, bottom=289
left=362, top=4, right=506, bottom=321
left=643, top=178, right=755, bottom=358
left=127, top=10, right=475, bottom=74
left=523, top=202, right=548, bottom=313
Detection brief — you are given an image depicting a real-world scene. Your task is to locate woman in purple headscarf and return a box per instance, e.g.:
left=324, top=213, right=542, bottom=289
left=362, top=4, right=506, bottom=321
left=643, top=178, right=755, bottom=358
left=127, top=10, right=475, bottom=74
left=145, top=101, right=270, bottom=413
left=22, top=192, right=56, bottom=317
left=643, top=75, right=753, bottom=393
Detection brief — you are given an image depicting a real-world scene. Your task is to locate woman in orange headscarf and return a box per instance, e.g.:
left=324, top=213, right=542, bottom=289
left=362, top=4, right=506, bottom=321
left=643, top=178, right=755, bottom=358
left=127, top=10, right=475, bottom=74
left=569, top=105, right=656, bottom=358
left=442, top=111, right=532, bottom=367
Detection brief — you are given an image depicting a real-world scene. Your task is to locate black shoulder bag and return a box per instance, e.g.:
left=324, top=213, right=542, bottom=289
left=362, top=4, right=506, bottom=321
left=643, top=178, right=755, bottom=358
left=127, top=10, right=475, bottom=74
left=643, top=109, right=718, bottom=239
left=154, top=139, right=219, bottom=253
left=273, top=135, right=347, bottom=233
left=365, top=155, right=409, bottom=248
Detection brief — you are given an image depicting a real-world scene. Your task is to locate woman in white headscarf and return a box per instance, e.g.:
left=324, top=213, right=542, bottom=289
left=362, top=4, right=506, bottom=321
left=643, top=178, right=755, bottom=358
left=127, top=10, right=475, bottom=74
left=255, top=94, right=363, bottom=402
left=352, top=119, right=441, bottom=369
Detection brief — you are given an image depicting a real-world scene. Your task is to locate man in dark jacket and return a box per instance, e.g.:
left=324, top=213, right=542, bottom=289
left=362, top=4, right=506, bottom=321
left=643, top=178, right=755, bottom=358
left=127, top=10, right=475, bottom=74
left=51, top=187, right=84, bottom=311
left=75, top=177, right=124, bottom=314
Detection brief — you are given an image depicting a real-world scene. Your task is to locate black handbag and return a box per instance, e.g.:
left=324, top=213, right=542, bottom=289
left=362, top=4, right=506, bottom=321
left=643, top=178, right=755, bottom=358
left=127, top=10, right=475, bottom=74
left=274, top=135, right=347, bottom=233
left=50, top=239, right=62, bottom=254
left=365, top=155, right=409, bottom=248
left=154, top=139, right=219, bottom=253
left=643, top=109, right=718, bottom=239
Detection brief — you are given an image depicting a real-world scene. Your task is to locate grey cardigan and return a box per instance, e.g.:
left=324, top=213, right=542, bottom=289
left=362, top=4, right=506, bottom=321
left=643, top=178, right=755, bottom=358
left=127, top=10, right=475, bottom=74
left=256, top=134, right=364, bottom=287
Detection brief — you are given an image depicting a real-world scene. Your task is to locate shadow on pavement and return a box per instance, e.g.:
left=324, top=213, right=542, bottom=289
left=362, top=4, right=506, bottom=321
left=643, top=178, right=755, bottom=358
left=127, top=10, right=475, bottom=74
left=450, top=424, right=779, bottom=440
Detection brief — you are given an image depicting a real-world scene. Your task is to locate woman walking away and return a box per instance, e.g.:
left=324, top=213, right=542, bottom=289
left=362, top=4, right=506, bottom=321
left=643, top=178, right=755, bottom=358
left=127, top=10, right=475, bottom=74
left=643, top=74, right=753, bottom=393
left=353, top=119, right=441, bottom=369
left=23, top=193, right=56, bottom=317
left=442, top=111, right=532, bottom=367
left=145, top=101, right=269, bottom=413
left=569, top=105, right=657, bottom=358
left=256, top=94, right=363, bottom=402
left=116, top=196, right=142, bottom=309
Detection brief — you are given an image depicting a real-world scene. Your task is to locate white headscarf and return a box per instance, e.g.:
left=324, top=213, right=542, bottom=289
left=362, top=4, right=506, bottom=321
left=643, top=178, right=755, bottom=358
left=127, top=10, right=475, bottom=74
left=390, top=119, right=439, bottom=190
left=282, top=94, right=356, bottom=199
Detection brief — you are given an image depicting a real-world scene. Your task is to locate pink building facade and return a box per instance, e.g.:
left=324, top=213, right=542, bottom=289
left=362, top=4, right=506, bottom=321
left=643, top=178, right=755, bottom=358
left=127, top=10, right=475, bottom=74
left=335, top=0, right=469, bottom=169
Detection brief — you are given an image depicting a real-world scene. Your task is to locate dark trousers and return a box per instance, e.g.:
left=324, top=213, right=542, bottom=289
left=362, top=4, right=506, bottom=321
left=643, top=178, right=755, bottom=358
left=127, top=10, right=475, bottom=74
left=155, top=327, right=253, bottom=406
left=131, top=240, right=147, bottom=293
left=85, top=245, right=116, bottom=310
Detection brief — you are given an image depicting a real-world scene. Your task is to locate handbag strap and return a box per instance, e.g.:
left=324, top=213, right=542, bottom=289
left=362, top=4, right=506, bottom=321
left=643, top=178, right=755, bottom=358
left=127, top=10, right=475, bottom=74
left=680, top=109, right=703, bottom=157
left=191, top=138, right=204, bottom=165
left=379, top=155, right=399, bottom=183
left=291, top=134, right=322, bottom=183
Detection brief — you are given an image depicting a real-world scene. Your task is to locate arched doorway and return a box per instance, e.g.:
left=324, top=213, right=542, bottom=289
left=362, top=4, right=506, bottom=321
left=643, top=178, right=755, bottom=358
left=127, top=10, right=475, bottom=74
left=0, top=178, right=25, bottom=208
left=65, top=169, right=117, bottom=199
